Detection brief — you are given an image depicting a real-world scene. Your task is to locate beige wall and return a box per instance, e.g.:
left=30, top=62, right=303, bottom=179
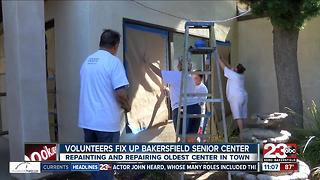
left=298, top=17, right=320, bottom=126
left=44, top=1, right=237, bottom=141
left=238, top=17, right=320, bottom=127
left=238, top=18, right=278, bottom=117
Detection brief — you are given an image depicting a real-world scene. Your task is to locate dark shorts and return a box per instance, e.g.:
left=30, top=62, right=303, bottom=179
left=83, top=129, right=119, bottom=180
left=172, top=103, right=201, bottom=134
left=83, top=129, right=120, bottom=143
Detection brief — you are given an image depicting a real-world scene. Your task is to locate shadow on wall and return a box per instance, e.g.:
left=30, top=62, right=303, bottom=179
left=124, top=26, right=169, bottom=133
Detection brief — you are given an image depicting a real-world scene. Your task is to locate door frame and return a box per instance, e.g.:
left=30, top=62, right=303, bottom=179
left=123, top=19, right=171, bottom=122
left=122, top=18, right=231, bottom=124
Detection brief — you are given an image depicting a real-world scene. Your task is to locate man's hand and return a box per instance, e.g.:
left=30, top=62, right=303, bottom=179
left=115, top=87, right=131, bottom=112
left=162, top=87, right=169, bottom=97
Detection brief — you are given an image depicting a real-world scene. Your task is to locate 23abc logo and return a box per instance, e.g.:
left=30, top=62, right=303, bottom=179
left=100, top=164, right=112, bottom=171
left=263, top=143, right=297, bottom=159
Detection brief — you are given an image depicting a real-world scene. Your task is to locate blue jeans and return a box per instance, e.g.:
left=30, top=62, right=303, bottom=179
left=83, top=129, right=120, bottom=180
left=172, top=104, right=201, bottom=134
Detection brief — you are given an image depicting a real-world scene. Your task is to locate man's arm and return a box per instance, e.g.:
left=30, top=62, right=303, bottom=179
left=115, top=87, right=131, bottom=112
left=149, top=63, right=162, bottom=78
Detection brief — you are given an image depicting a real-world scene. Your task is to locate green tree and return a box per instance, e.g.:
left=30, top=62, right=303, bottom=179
left=240, top=0, right=320, bottom=129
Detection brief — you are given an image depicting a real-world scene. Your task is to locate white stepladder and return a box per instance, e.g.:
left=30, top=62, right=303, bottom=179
left=176, top=21, right=231, bottom=180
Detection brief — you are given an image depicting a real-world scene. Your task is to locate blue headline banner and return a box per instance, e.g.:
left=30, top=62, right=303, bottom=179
left=59, top=143, right=258, bottom=153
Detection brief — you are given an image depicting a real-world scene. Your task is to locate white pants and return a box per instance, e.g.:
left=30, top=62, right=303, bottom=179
left=228, top=94, right=248, bottom=119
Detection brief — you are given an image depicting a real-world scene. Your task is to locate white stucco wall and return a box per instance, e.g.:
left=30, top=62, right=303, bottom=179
left=45, top=1, right=91, bottom=141
left=45, top=1, right=237, bottom=141
left=86, top=1, right=237, bottom=57
left=238, top=17, right=320, bottom=127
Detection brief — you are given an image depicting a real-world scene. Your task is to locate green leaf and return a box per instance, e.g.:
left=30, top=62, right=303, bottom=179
left=240, top=0, right=320, bottom=30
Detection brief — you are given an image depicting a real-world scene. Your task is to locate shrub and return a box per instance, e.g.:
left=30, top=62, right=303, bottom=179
left=289, top=100, right=320, bottom=168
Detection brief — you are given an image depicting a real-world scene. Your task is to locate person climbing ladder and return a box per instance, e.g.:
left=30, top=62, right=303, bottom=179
left=217, top=56, right=248, bottom=130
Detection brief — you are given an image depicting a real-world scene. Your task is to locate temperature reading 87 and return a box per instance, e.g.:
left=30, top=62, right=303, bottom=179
left=285, top=164, right=295, bottom=170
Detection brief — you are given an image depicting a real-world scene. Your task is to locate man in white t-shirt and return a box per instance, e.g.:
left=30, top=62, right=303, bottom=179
left=148, top=58, right=201, bottom=143
left=218, top=55, right=248, bottom=130
left=78, top=29, right=130, bottom=180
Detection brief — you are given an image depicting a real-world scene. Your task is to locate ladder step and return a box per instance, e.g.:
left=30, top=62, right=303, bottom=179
left=176, top=133, right=212, bottom=138
left=189, top=47, right=213, bottom=54
left=190, top=71, right=212, bottom=75
left=204, top=98, right=223, bottom=103
left=184, top=93, right=212, bottom=97
left=186, top=114, right=210, bottom=118
left=185, top=21, right=214, bottom=28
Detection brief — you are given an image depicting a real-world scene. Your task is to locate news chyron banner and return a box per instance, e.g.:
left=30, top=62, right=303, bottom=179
left=59, top=144, right=258, bottom=162
left=11, top=143, right=261, bottom=173
left=58, top=143, right=259, bottom=172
